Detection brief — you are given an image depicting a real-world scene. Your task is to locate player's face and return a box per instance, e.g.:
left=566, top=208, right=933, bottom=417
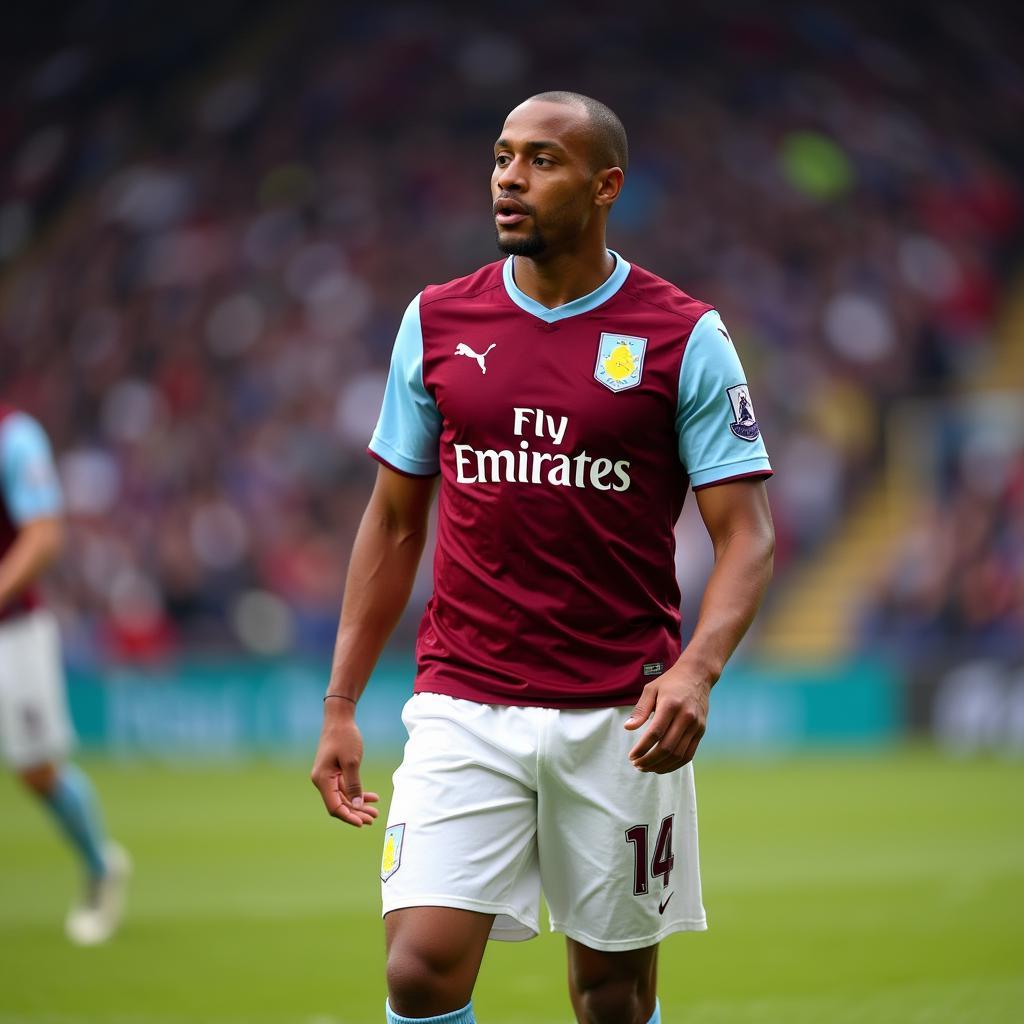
left=492, top=101, right=602, bottom=259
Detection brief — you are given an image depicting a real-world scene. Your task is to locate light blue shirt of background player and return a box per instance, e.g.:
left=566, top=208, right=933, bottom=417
left=0, top=411, right=65, bottom=527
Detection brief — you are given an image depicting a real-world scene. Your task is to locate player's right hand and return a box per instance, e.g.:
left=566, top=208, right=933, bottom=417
left=310, top=708, right=380, bottom=828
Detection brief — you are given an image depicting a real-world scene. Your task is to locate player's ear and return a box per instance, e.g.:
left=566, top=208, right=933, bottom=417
left=593, top=166, right=624, bottom=208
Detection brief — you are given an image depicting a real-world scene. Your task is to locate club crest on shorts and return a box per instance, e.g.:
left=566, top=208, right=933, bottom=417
left=595, top=333, right=647, bottom=392
left=726, top=384, right=760, bottom=441
left=381, top=823, right=405, bottom=882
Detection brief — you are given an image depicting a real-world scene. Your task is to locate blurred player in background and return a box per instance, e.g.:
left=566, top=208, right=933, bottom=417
left=0, top=403, right=130, bottom=945
left=312, top=92, right=775, bottom=1023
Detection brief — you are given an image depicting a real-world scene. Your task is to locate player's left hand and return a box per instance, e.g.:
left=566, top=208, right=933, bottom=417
left=624, top=667, right=711, bottom=774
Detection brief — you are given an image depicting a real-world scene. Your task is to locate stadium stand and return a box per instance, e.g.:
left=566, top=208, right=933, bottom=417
left=1, top=1, right=1021, bottom=667
left=861, top=392, right=1023, bottom=660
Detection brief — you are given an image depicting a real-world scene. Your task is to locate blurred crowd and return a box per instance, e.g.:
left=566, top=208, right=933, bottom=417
left=1, top=1, right=1021, bottom=664
left=863, top=398, right=1024, bottom=658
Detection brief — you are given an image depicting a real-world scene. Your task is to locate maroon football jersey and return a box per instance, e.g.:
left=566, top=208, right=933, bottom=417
left=369, top=253, right=771, bottom=707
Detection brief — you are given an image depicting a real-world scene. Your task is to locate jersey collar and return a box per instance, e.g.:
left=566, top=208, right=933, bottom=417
left=503, top=249, right=631, bottom=323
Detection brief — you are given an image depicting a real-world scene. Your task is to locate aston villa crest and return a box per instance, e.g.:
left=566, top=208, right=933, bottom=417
left=381, top=822, right=405, bottom=882
left=726, top=384, right=760, bottom=441
left=595, top=333, right=647, bottom=392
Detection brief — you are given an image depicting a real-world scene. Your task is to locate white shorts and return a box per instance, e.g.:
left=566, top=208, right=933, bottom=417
left=380, top=693, right=706, bottom=952
left=0, top=610, right=74, bottom=769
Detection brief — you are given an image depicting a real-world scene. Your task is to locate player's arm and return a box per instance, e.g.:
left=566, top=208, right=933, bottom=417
left=626, top=478, right=774, bottom=773
left=310, top=464, right=437, bottom=826
left=0, top=515, right=64, bottom=612
left=312, top=292, right=439, bottom=825
left=325, top=464, right=436, bottom=702
left=627, top=307, right=775, bottom=772
left=622, top=479, right=774, bottom=774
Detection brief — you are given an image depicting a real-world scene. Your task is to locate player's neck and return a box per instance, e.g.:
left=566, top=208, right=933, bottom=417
left=511, top=243, right=616, bottom=310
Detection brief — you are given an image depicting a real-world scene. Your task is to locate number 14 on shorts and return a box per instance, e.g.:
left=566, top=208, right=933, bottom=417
left=625, top=814, right=675, bottom=898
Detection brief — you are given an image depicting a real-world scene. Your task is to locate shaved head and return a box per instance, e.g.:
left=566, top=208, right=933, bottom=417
left=525, top=91, right=628, bottom=173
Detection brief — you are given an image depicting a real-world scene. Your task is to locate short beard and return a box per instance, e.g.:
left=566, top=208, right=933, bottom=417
left=496, top=229, right=547, bottom=258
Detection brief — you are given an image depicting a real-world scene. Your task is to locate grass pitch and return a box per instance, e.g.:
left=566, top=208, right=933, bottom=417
left=1, top=747, right=1021, bottom=1023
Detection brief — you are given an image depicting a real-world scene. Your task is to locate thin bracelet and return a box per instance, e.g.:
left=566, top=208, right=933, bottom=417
left=323, top=694, right=357, bottom=705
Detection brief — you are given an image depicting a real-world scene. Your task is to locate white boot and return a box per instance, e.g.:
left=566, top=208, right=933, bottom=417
left=65, top=841, right=132, bottom=946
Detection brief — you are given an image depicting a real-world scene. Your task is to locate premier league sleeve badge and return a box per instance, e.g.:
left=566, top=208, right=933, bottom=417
left=726, top=384, right=760, bottom=441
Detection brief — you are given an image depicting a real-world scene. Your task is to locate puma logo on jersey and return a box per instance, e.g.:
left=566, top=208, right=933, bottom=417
left=454, top=342, right=496, bottom=374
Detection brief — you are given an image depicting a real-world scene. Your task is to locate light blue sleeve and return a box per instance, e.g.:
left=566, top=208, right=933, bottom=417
left=676, top=309, right=772, bottom=489
left=368, top=294, right=443, bottom=476
left=0, top=412, right=64, bottom=523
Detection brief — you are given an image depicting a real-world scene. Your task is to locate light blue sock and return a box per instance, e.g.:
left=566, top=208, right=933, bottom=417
left=385, top=1000, right=475, bottom=1023
left=42, top=763, right=109, bottom=878
left=647, top=997, right=661, bottom=1023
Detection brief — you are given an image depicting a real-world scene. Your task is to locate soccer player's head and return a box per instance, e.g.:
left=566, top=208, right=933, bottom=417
left=492, top=91, right=627, bottom=259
